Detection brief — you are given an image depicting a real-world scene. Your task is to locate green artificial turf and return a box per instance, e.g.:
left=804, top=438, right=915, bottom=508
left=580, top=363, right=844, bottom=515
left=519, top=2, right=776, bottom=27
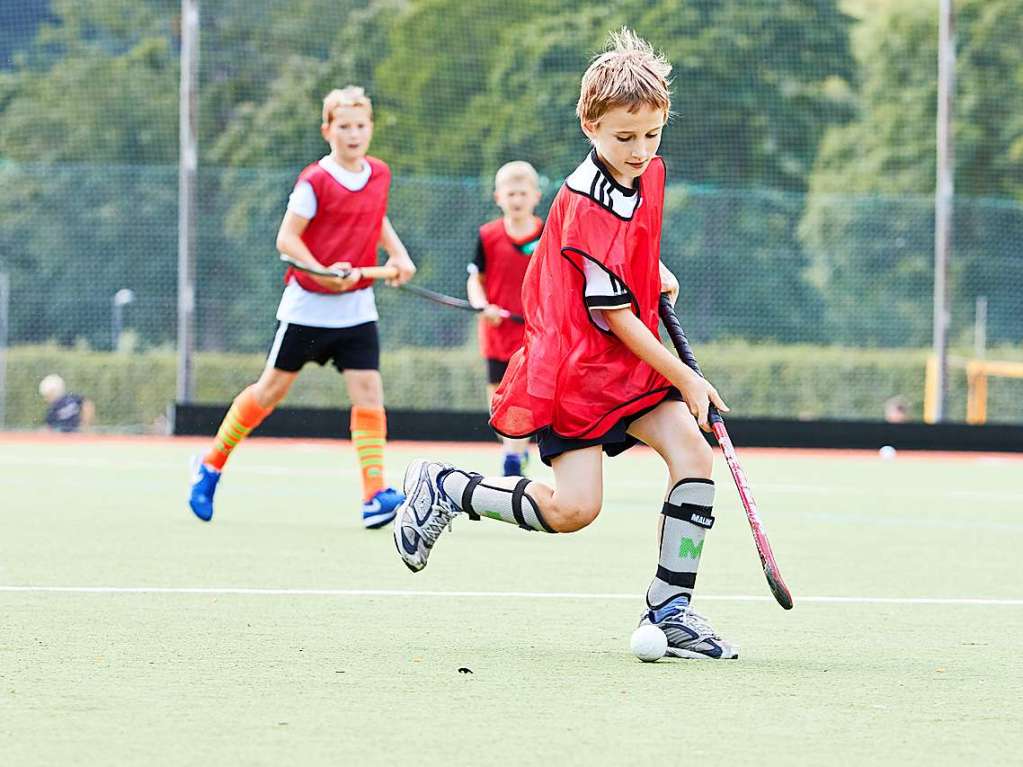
left=2, top=437, right=1021, bottom=765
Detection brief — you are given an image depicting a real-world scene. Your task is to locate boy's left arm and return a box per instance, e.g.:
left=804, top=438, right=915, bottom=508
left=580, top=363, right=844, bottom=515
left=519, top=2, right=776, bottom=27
left=378, top=216, right=417, bottom=286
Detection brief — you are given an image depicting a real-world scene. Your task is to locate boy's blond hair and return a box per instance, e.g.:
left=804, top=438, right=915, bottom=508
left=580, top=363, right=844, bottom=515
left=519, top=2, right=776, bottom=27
left=576, top=28, right=671, bottom=124
left=494, top=160, right=540, bottom=191
left=322, top=86, right=373, bottom=124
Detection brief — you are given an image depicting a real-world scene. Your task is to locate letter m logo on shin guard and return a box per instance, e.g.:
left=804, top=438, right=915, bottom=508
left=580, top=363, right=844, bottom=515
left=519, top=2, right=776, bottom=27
left=678, top=537, right=704, bottom=559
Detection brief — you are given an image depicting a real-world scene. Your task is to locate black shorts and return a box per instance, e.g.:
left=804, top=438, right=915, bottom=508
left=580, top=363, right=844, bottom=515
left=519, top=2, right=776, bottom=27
left=536, top=388, right=684, bottom=466
left=486, top=358, right=510, bottom=386
left=267, top=321, right=380, bottom=373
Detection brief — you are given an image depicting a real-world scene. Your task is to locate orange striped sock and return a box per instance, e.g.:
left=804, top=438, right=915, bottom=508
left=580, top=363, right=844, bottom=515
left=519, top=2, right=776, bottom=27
left=351, top=406, right=387, bottom=501
left=203, top=386, right=272, bottom=471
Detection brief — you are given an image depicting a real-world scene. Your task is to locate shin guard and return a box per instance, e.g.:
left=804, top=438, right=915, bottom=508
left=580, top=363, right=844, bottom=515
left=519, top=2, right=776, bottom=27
left=439, top=469, right=555, bottom=533
left=646, top=479, right=715, bottom=610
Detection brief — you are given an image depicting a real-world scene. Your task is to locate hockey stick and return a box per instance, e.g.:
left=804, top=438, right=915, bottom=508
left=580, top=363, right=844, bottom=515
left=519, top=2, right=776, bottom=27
left=280, top=254, right=524, bottom=323
left=658, top=294, right=794, bottom=610
left=279, top=253, right=398, bottom=281
left=400, top=283, right=524, bottom=324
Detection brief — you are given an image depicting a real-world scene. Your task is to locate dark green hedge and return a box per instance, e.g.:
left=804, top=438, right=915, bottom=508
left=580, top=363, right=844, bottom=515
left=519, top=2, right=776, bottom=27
left=4, top=343, right=1022, bottom=430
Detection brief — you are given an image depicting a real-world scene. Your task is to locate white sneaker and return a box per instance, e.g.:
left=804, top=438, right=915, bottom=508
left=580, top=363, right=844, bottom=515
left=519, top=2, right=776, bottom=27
left=640, top=596, right=739, bottom=659
left=393, top=459, right=460, bottom=572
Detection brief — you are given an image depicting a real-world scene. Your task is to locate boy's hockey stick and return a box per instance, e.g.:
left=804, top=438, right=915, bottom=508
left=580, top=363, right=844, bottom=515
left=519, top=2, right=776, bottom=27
left=280, top=254, right=524, bottom=323
left=658, top=294, right=794, bottom=610
left=399, top=284, right=524, bottom=324
left=279, top=253, right=398, bottom=281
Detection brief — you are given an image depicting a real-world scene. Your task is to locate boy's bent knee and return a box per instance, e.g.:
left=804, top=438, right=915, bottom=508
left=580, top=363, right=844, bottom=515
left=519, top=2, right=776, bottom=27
left=550, top=500, right=601, bottom=532
left=664, top=431, right=713, bottom=479
left=684, top=435, right=714, bottom=477
left=694, top=433, right=713, bottom=462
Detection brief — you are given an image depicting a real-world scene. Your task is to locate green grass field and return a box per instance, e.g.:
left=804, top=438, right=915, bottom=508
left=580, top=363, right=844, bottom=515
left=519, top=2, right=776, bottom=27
left=2, top=436, right=1021, bottom=766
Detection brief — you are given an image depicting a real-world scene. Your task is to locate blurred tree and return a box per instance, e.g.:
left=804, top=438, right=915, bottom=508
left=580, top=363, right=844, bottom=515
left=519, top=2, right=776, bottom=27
left=0, top=0, right=53, bottom=69
left=7, top=0, right=1016, bottom=352
left=801, top=0, right=1023, bottom=346
left=0, top=1, right=181, bottom=346
left=637, top=0, right=856, bottom=191
left=371, top=0, right=570, bottom=176
left=469, top=5, right=610, bottom=178
left=210, top=0, right=405, bottom=170
left=441, top=0, right=856, bottom=188
left=198, top=0, right=369, bottom=150
left=0, top=0, right=177, bottom=164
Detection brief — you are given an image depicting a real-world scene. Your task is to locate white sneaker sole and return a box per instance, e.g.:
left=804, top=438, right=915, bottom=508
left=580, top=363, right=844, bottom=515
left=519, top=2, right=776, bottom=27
left=392, top=502, right=425, bottom=573
left=363, top=509, right=396, bottom=529
left=392, top=459, right=442, bottom=573
left=665, top=645, right=740, bottom=660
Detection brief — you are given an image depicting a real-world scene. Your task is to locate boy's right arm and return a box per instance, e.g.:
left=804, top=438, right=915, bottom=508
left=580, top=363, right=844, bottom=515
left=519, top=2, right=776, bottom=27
left=603, top=307, right=728, bottom=430
left=276, top=211, right=361, bottom=292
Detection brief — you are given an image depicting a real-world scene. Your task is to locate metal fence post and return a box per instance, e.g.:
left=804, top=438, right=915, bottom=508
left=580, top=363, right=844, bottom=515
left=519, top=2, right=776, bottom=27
left=177, top=0, right=199, bottom=402
left=931, top=0, right=955, bottom=422
left=0, top=272, right=8, bottom=430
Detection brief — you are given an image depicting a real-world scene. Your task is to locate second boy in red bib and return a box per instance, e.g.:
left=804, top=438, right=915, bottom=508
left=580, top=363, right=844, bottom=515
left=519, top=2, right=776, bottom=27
left=466, top=161, right=543, bottom=476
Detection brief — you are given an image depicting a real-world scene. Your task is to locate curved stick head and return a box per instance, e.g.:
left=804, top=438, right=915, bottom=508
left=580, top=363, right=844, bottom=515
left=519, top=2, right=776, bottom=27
left=765, top=566, right=794, bottom=610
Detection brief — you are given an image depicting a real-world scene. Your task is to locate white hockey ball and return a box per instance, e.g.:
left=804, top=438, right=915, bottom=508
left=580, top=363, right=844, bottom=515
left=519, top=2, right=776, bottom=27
left=879, top=445, right=897, bottom=460
left=630, top=624, right=668, bottom=662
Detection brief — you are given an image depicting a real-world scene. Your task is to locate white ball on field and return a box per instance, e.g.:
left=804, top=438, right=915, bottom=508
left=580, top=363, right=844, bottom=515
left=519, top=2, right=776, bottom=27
left=630, top=624, right=668, bottom=662
left=879, top=445, right=897, bottom=460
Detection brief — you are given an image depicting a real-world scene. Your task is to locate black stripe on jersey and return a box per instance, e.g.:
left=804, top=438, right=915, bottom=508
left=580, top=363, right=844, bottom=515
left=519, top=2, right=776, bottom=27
left=563, top=150, right=649, bottom=222
left=608, top=271, right=626, bottom=295
left=584, top=295, right=633, bottom=310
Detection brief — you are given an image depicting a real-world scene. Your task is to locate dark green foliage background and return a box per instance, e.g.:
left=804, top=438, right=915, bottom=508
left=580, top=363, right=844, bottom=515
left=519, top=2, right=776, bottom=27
left=1, top=0, right=1021, bottom=422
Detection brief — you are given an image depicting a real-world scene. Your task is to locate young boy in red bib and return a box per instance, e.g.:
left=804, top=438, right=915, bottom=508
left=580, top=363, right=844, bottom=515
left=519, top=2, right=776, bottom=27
left=394, top=30, right=737, bottom=659
left=189, top=86, right=416, bottom=529
left=466, top=161, right=543, bottom=476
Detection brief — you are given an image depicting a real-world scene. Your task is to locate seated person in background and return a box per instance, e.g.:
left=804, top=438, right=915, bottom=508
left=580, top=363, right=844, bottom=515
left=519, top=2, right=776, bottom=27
left=884, top=396, right=909, bottom=424
left=39, top=374, right=94, bottom=433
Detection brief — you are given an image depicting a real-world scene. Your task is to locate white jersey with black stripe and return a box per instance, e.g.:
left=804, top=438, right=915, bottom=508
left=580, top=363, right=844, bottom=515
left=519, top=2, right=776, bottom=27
left=582, top=259, right=632, bottom=331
